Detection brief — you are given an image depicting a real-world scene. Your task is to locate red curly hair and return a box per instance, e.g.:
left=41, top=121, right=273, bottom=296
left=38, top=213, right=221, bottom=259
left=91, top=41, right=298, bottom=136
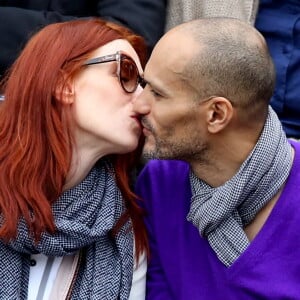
left=0, top=18, right=148, bottom=258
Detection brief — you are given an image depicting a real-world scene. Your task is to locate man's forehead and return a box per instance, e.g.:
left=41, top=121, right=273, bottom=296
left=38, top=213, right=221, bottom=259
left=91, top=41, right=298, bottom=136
left=152, top=31, right=197, bottom=73
left=144, top=62, right=181, bottom=96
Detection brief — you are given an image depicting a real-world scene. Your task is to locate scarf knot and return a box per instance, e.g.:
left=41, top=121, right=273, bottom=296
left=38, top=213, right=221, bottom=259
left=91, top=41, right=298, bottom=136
left=187, top=107, right=293, bottom=266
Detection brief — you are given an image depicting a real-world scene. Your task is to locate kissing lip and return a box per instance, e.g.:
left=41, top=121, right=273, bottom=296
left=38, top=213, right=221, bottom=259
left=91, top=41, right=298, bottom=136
left=130, top=115, right=142, bottom=128
left=140, top=119, right=150, bottom=131
left=141, top=120, right=153, bottom=136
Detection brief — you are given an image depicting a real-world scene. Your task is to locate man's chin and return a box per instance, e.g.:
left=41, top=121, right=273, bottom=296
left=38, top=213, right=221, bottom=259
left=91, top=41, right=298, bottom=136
left=142, top=148, right=170, bottom=160
left=142, top=148, right=182, bottom=161
left=142, top=144, right=160, bottom=159
left=142, top=150, right=158, bottom=160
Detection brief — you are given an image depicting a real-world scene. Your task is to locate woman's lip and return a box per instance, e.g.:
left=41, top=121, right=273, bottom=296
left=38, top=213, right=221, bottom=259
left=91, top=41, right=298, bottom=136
left=131, top=115, right=140, bottom=122
left=131, top=116, right=142, bottom=129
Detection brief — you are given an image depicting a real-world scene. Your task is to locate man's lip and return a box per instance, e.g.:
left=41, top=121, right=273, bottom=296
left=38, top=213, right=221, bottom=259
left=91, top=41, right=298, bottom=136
left=140, top=120, right=149, bottom=130
left=142, top=126, right=152, bottom=136
left=142, top=124, right=148, bottom=130
left=140, top=118, right=152, bottom=134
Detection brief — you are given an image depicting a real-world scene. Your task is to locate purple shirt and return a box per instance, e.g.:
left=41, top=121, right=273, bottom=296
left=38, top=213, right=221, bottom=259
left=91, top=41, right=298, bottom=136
left=136, top=140, right=300, bottom=299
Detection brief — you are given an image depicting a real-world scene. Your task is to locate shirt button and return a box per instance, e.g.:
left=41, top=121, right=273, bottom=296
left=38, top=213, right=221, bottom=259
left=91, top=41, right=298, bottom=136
left=29, top=259, right=37, bottom=266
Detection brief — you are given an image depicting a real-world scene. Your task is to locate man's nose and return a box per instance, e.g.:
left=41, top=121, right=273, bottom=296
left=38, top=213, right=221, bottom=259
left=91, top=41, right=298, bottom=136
left=132, top=89, right=151, bottom=115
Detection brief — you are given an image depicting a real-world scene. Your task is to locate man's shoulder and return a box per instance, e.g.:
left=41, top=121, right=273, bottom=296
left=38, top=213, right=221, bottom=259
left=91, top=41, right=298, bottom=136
left=289, top=139, right=300, bottom=172
left=135, top=160, right=191, bottom=209
left=284, top=139, right=300, bottom=186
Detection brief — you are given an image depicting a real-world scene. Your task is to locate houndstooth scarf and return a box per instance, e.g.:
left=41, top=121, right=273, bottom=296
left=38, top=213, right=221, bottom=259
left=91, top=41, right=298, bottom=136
left=0, top=159, right=133, bottom=299
left=187, top=107, right=293, bottom=267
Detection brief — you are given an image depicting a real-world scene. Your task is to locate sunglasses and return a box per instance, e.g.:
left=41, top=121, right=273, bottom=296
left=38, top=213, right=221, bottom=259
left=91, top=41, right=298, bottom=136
left=83, top=51, right=145, bottom=93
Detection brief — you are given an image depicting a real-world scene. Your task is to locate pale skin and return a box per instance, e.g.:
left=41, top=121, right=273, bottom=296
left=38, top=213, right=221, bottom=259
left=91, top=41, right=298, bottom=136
left=133, top=26, right=293, bottom=242
left=57, top=39, right=144, bottom=191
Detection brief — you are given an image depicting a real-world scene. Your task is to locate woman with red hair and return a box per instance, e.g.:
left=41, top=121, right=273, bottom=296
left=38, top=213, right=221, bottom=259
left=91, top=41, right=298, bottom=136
left=0, top=18, right=147, bottom=299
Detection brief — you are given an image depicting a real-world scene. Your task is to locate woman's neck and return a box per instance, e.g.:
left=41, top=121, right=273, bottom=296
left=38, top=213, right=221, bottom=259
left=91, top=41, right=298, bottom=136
left=63, top=148, right=105, bottom=192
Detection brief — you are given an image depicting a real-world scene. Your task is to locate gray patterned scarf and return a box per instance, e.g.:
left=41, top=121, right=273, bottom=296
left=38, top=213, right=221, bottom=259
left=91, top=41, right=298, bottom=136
left=187, top=107, right=293, bottom=266
left=0, top=159, right=133, bottom=299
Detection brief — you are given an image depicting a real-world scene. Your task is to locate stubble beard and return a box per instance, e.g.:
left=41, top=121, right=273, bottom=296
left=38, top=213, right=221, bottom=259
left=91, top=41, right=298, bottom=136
left=141, top=117, right=208, bottom=162
left=142, top=136, right=208, bottom=162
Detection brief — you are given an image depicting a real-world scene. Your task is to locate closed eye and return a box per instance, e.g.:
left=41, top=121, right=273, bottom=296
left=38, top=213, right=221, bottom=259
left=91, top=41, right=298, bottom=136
left=143, top=78, right=165, bottom=98
left=150, top=89, right=162, bottom=98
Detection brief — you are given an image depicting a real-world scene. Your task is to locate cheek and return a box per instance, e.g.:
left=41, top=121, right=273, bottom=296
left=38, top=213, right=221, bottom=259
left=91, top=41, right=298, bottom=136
left=75, top=81, right=121, bottom=115
left=75, top=70, right=116, bottom=101
left=71, top=91, right=108, bottom=130
left=159, top=110, right=201, bottom=141
left=153, top=109, right=189, bottom=131
left=75, top=94, right=105, bottom=116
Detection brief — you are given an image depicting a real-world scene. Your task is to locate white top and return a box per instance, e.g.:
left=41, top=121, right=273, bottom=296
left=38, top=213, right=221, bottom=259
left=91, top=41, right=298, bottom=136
left=129, top=250, right=147, bottom=299
left=28, top=254, right=63, bottom=300
left=27, top=249, right=147, bottom=299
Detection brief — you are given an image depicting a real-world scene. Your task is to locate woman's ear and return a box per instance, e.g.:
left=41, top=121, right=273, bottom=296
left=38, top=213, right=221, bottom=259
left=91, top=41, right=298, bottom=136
left=54, top=75, right=75, bottom=104
left=206, top=97, right=233, bottom=134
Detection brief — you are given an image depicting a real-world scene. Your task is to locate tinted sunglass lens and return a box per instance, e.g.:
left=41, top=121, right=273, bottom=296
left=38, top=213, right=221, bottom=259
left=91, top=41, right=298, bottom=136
left=120, top=58, right=138, bottom=93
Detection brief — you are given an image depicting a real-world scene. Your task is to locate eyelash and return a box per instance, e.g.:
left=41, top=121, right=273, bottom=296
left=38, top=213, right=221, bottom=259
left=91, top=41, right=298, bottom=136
left=150, top=89, right=162, bottom=98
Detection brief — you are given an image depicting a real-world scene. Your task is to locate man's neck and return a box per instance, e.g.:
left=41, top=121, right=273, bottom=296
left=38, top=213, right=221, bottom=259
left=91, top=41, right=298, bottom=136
left=190, top=132, right=258, bottom=187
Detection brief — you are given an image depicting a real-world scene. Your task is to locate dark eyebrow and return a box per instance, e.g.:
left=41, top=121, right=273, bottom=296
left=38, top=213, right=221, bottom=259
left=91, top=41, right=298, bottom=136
left=144, top=78, right=169, bottom=97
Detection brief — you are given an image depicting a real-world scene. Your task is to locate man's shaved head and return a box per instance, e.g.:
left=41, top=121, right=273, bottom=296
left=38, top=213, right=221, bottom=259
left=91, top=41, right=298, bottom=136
left=152, top=18, right=275, bottom=120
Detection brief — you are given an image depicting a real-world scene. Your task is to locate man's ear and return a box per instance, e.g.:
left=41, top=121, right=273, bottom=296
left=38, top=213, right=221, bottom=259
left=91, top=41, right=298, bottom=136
left=205, top=97, right=233, bottom=133
left=54, top=78, right=75, bottom=104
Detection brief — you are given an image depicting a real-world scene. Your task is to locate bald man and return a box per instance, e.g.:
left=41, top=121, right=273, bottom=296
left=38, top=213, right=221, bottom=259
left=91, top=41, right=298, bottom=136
left=133, top=18, right=300, bottom=299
